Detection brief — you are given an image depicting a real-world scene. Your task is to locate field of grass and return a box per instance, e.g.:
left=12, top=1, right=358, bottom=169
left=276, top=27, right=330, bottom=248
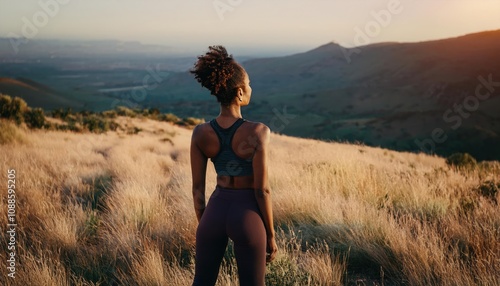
left=0, top=116, right=499, bottom=285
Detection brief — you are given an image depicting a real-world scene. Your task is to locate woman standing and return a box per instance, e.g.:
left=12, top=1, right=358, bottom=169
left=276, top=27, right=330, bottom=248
left=190, top=46, right=277, bottom=286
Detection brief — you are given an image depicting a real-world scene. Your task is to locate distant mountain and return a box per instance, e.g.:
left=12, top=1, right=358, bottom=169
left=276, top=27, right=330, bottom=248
left=0, top=77, right=84, bottom=109
left=151, top=30, right=500, bottom=160
left=0, top=38, right=187, bottom=59
left=1, top=31, right=499, bottom=160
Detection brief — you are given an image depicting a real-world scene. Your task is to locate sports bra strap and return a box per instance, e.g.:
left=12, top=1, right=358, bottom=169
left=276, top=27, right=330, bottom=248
left=210, top=118, right=246, bottom=147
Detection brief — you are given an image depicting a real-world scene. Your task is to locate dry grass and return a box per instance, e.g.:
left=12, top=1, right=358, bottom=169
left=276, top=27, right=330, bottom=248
left=0, top=116, right=498, bottom=285
left=0, top=119, right=29, bottom=145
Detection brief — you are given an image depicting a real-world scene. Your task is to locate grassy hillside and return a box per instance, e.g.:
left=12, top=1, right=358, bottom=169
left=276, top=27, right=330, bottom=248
left=0, top=115, right=499, bottom=285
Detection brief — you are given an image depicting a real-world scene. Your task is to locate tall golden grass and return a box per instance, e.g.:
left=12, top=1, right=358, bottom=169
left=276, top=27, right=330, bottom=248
left=0, top=116, right=499, bottom=285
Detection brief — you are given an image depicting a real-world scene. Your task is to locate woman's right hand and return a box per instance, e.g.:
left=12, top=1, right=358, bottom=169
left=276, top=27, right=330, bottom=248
left=266, top=236, right=278, bottom=263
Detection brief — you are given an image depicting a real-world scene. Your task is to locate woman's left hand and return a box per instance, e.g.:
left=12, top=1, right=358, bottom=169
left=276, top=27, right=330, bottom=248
left=266, top=236, right=278, bottom=263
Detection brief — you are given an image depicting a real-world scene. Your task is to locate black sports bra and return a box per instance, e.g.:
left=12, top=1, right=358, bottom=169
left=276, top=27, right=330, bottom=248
left=209, top=118, right=253, bottom=176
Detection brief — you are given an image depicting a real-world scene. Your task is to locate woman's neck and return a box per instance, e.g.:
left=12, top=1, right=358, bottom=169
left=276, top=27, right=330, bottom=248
left=219, top=104, right=242, bottom=119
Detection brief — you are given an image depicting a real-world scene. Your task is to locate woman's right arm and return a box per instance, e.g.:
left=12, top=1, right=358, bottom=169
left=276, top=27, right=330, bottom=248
left=190, top=125, right=208, bottom=223
left=252, top=124, right=277, bottom=262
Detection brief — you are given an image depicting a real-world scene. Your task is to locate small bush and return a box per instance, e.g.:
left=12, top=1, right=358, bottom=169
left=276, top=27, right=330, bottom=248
left=126, top=126, right=142, bottom=135
left=68, top=121, right=84, bottom=133
left=83, top=115, right=111, bottom=133
left=265, top=255, right=310, bottom=286
left=108, top=121, right=120, bottom=131
left=24, top=107, right=46, bottom=129
left=51, top=107, right=73, bottom=120
left=10, top=96, right=29, bottom=122
left=446, top=153, right=477, bottom=169
left=79, top=110, right=95, bottom=117
left=139, top=108, right=151, bottom=117
left=144, top=108, right=161, bottom=120
left=158, top=113, right=180, bottom=123
left=0, top=94, right=13, bottom=118
left=43, top=122, right=57, bottom=131
left=148, top=108, right=160, bottom=116
left=56, top=120, right=84, bottom=133
left=115, top=106, right=136, bottom=117
left=0, top=94, right=29, bottom=124
left=101, top=110, right=117, bottom=119
left=180, top=117, right=205, bottom=127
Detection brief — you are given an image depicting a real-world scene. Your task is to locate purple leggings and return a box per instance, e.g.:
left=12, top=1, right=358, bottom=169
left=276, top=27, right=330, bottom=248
left=192, top=185, right=266, bottom=286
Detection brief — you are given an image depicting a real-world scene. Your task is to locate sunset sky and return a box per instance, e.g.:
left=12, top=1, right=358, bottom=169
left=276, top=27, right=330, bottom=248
left=1, top=0, right=499, bottom=55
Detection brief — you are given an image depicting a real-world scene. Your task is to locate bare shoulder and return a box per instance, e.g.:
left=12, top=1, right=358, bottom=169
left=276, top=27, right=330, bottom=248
left=243, top=120, right=270, bottom=139
left=191, top=121, right=212, bottom=139
left=194, top=121, right=212, bottom=131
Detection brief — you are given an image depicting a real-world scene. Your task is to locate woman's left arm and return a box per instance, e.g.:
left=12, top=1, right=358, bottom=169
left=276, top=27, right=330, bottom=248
left=190, top=125, right=208, bottom=222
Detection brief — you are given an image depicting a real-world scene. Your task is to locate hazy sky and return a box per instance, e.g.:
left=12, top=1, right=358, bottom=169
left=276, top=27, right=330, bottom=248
left=1, top=0, right=499, bottom=56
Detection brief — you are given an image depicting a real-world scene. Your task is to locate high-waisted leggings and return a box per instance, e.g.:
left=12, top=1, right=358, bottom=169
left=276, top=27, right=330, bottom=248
left=192, top=185, right=266, bottom=286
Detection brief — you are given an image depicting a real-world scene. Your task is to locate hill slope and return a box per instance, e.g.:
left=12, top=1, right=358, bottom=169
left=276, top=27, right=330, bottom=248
left=151, top=30, right=500, bottom=160
left=0, top=117, right=498, bottom=284
left=0, top=77, right=84, bottom=110
left=1, top=30, right=499, bottom=160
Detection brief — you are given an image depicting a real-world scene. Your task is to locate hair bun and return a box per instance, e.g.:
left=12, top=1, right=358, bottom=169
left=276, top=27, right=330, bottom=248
left=191, top=46, right=246, bottom=105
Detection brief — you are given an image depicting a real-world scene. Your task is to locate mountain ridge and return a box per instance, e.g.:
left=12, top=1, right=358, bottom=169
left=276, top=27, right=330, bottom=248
left=1, top=29, right=499, bottom=160
left=157, top=29, right=500, bottom=159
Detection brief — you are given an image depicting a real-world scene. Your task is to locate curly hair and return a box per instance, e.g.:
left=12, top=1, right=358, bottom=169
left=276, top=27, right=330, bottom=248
left=190, top=45, right=246, bottom=106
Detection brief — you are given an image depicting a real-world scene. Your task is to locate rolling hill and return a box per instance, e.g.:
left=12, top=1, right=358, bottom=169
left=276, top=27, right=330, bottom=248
left=1, top=115, right=499, bottom=285
left=149, top=29, right=500, bottom=160
left=1, top=30, right=499, bottom=160
left=0, top=77, right=84, bottom=110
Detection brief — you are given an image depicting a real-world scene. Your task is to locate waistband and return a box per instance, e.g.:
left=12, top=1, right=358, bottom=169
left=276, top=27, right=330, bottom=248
left=211, top=185, right=256, bottom=201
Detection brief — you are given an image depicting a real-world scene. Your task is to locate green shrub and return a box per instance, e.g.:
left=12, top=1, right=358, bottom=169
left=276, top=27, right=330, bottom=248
left=101, top=110, right=117, bottom=118
left=24, top=107, right=46, bottom=129
left=43, top=122, right=57, bottom=131
left=115, top=106, right=136, bottom=117
left=108, top=121, right=119, bottom=131
left=148, top=108, right=160, bottom=116
left=126, top=126, right=142, bottom=135
left=181, top=117, right=205, bottom=127
left=142, top=108, right=161, bottom=120
left=83, top=115, right=110, bottom=133
left=445, top=153, right=477, bottom=169
left=0, top=94, right=28, bottom=124
left=67, top=121, right=83, bottom=133
left=158, top=113, right=180, bottom=123
left=51, top=107, right=73, bottom=120
left=79, top=110, right=94, bottom=116
left=265, top=255, right=310, bottom=285
left=139, top=108, right=150, bottom=117
left=0, top=94, right=13, bottom=118
left=9, top=97, right=28, bottom=124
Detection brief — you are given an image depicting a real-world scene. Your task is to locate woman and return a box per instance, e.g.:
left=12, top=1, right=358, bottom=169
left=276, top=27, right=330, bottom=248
left=190, top=45, right=278, bottom=286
